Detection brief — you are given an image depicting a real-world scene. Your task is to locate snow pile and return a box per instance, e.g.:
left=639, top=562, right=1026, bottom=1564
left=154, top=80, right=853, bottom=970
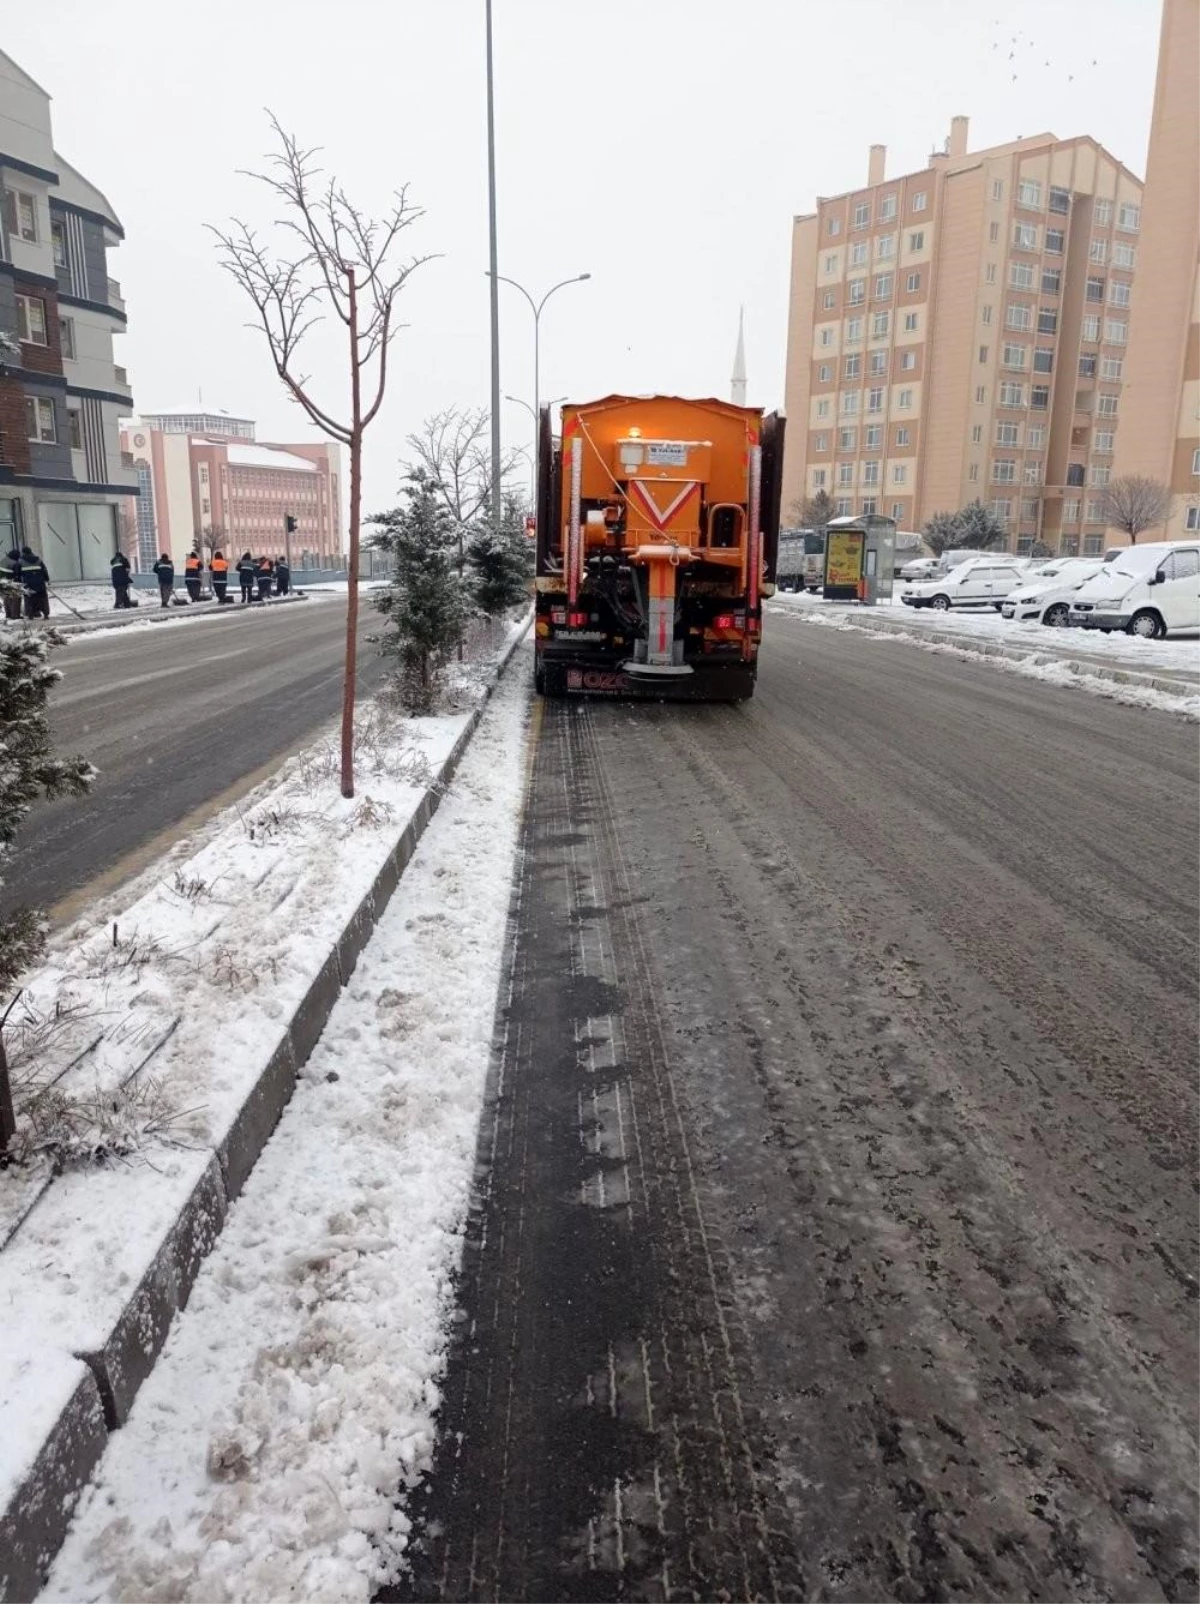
left=39, top=643, right=531, bottom=1603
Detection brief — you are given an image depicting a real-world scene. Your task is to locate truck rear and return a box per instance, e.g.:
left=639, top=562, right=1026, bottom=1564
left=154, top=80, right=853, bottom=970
left=533, top=394, right=784, bottom=700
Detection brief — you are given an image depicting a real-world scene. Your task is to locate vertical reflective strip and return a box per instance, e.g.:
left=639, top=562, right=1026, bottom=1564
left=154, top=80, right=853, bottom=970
left=747, top=445, right=762, bottom=611
left=568, top=436, right=583, bottom=607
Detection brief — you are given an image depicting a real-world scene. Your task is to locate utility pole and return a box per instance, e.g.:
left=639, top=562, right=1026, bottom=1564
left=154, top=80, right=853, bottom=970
left=485, top=0, right=502, bottom=528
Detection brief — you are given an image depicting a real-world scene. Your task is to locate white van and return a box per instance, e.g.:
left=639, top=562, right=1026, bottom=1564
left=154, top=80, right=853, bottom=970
left=1068, top=542, right=1200, bottom=638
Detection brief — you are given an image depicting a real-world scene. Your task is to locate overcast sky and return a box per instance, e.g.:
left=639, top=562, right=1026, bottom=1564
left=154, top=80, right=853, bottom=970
left=6, top=0, right=1162, bottom=520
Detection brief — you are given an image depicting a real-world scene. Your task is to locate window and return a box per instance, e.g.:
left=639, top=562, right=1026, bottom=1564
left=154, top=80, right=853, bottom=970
left=867, top=387, right=884, bottom=412
left=817, top=398, right=831, bottom=418
left=872, top=311, right=890, bottom=338
left=979, top=344, right=990, bottom=364
left=827, top=216, right=842, bottom=236
left=992, top=459, right=1017, bottom=483
left=824, top=252, right=839, bottom=273
left=1082, top=314, right=1100, bottom=342
left=898, top=388, right=914, bottom=410
left=864, top=424, right=882, bottom=448
left=1086, top=499, right=1105, bottom=522
left=1028, top=425, right=1046, bottom=448
left=989, top=221, right=1000, bottom=243
left=874, top=273, right=893, bottom=299
left=1091, top=465, right=1111, bottom=487
left=1002, top=343, right=1028, bottom=369
left=981, top=304, right=994, bottom=325
left=1094, top=198, right=1112, bottom=225
left=1021, top=498, right=1040, bottom=520
left=895, top=427, right=910, bottom=446
left=838, top=426, right=857, bottom=449
left=848, top=277, right=866, bottom=304
left=853, top=201, right=870, bottom=229
left=1023, top=467, right=1041, bottom=490
left=851, top=241, right=868, bottom=266
left=903, top=311, right=919, bottom=333
left=818, top=363, right=833, bottom=383
left=975, top=385, right=987, bottom=403
left=999, top=381, right=1026, bottom=408
left=812, top=468, right=827, bottom=489
left=15, top=294, right=47, bottom=345
left=843, top=353, right=861, bottom=378
left=1033, top=347, right=1054, bottom=373
left=813, top=433, right=828, bottom=452
left=1064, top=498, right=1081, bottom=522
left=841, top=391, right=859, bottom=414
left=822, top=289, right=836, bottom=310
left=1193, top=447, right=1200, bottom=475
left=869, top=349, right=887, bottom=375
left=68, top=407, right=82, bottom=451
left=1037, top=309, right=1057, bottom=334
left=877, top=234, right=896, bottom=259
left=890, top=501, right=905, bottom=520
left=1108, top=280, right=1131, bottom=307
left=908, top=230, right=924, bottom=251
left=1018, top=179, right=1043, bottom=209
left=1079, top=354, right=1097, bottom=378
left=1186, top=506, right=1200, bottom=532
left=968, top=462, right=980, bottom=482
left=906, top=270, right=921, bottom=292
left=58, top=316, right=75, bottom=359
left=1086, top=277, right=1105, bottom=302
left=1094, top=430, right=1114, bottom=453
left=990, top=499, right=1013, bottom=523
left=912, top=190, right=927, bottom=212
left=1100, top=356, right=1123, bottom=380
left=892, top=463, right=907, bottom=484
left=1031, top=385, right=1050, bottom=410
left=1089, top=238, right=1108, bottom=264
left=1118, top=202, right=1140, bottom=231
left=1113, top=242, right=1136, bottom=269
left=1083, top=534, right=1103, bottom=553
left=1006, top=303, right=1033, bottom=330
left=972, top=423, right=983, bottom=443
left=1045, top=228, right=1065, bottom=255
left=51, top=219, right=68, bottom=268
left=1012, top=222, right=1040, bottom=250
left=1041, top=270, right=1062, bottom=299
left=835, top=498, right=853, bottom=515
left=24, top=395, right=56, bottom=443
left=1049, top=186, right=1071, bottom=214
left=862, top=460, right=880, bottom=485
left=1010, top=262, right=1035, bottom=290
left=1096, top=393, right=1119, bottom=416
left=4, top=189, right=37, bottom=242
left=992, top=179, right=1005, bottom=202
left=1105, top=319, right=1128, bottom=344
left=880, top=194, right=897, bottom=221
left=996, top=421, right=1020, bottom=445
left=838, top=463, right=854, bottom=486
left=861, top=498, right=878, bottom=515
left=899, top=349, right=916, bottom=370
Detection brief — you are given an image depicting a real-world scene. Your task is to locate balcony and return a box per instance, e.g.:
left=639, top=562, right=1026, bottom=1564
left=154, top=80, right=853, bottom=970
left=112, top=365, right=133, bottom=393
left=107, top=278, right=126, bottom=315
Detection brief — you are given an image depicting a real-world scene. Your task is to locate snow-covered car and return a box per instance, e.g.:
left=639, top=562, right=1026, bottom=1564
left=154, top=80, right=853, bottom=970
left=999, top=559, right=1106, bottom=626
left=1068, top=541, right=1200, bottom=638
left=898, top=556, right=938, bottom=583
left=901, top=557, right=1027, bottom=611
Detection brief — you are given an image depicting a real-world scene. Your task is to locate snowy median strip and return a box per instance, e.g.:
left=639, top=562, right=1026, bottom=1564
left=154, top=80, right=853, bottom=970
left=767, top=595, right=1200, bottom=718
left=0, top=615, right=530, bottom=1602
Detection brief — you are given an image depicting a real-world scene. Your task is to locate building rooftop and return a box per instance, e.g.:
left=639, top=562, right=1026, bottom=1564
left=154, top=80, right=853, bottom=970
left=225, top=443, right=318, bottom=473
left=141, top=407, right=254, bottom=423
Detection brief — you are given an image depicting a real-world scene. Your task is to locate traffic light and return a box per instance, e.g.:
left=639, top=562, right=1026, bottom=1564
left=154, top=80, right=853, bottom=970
left=285, top=515, right=297, bottom=534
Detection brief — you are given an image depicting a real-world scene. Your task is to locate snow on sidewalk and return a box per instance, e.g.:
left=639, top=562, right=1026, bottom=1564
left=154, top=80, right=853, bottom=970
left=41, top=640, right=534, bottom=1604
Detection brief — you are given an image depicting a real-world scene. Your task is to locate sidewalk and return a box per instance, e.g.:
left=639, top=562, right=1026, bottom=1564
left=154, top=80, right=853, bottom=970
left=44, top=590, right=309, bottom=638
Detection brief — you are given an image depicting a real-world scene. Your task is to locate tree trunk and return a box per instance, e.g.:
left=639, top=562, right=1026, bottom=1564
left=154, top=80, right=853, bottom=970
left=0, top=1034, right=15, bottom=1157
left=341, top=268, right=362, bottom=800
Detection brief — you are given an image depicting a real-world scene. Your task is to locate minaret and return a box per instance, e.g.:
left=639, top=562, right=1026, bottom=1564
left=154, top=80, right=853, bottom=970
left=731, top=307, right=747, bottom=406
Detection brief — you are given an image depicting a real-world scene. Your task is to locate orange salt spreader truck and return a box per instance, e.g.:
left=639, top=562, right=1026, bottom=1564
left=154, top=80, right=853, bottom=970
left=533, top=395, right=785, bottom=700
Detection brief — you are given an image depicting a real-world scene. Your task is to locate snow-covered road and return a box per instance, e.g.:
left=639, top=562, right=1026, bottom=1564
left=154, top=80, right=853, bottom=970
left=41, top=644, right=533, bottom=1603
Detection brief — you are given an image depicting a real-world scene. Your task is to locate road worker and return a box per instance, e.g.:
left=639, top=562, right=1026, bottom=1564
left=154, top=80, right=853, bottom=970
left=237, top=550, right=256, bottom=603
left=184, top=550, right=203, bottom=602
left=211, top=550, right=229, bottom=603
left=0, top=547, right=22, bottom=621
left=110, top=550, right=133, bottom=609
left=152, top=552, right=175, bottom=608
left=256, top=554, right=274, bottom=601
left=20, top=546, right=50, bottom=620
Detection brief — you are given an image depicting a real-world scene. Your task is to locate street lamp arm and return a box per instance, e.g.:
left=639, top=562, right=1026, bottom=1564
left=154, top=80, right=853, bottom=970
left=536, top=273, right=592, bottom=319
left=486, top=271, right=537, bottom=318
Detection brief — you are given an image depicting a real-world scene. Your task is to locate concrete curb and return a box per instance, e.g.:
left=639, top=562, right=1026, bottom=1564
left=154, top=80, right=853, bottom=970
left=0, top=617, right=531, bottom=1603
left=46, top=591, right=309, bottom=638
left=834, top=611, right=1198, bottom=698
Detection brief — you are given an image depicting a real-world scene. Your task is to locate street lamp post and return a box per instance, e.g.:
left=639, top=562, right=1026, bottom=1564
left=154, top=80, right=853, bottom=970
left=487, top=272, right=590, bottom=518
left=484, top=0, right=502, bottom=529
left=505, top=392, right=566, bottom=500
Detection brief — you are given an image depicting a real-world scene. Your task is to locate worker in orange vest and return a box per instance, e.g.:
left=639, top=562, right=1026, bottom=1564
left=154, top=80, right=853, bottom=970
left=184, top=550, right=203, bottom=603
left=210, top=550, right=230, bottom=604
left=256, top=555, right=274, bottom=602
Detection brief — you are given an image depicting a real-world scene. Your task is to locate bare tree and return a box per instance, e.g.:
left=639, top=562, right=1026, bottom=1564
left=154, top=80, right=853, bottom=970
left=404, top=406, right=523, bottom=565
left=212, top=116, right=430, bottom=796
left=196, top=523, right=225, bottom=561
left=1100, top=475, right=1174, bottom=544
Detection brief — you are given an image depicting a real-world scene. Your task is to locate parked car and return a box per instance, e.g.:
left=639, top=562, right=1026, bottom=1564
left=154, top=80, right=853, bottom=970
left=902, top=557, right=1027, bottom=611
left=1069, top=541, right=1200, bottom=638
left=898, top=556, right=939, bottom=583
left=999, top=559, right=1106, bottom=625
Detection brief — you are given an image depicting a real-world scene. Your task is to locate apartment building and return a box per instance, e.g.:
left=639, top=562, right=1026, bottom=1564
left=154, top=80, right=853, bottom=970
left=120, top=407, right=342, bottom=568
left=783, top=117, right=1144, bottom=554
left=1111, top=0, right=1199, bottom=539
left=0, top=50, right=137, bottom=581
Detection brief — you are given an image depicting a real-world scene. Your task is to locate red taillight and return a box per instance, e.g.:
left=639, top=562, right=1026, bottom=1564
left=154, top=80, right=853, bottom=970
left=568, top=611, right=588, bottom=627
left=714, top=613, right=735, bottom=630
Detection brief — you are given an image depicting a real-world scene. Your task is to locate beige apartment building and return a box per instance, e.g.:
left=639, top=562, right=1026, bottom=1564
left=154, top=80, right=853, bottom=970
left=1111, top=0, right=1199, bottom=539
left=783, top=117, right=1144, bottom=554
